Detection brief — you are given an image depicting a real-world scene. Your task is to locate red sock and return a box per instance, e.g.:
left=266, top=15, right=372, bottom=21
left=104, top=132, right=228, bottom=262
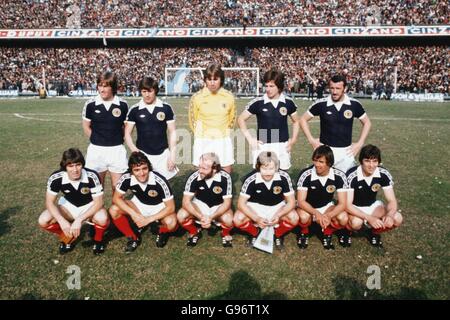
left=43, top=223, right=73, bottom=243
left=298, top=222, right=310, bottom=235
left=373, top=226, right=395, bottom=234
left=275, top=220, right=295, bottom=238
left=237, top=221, right=258, bottom=237
left=43, top=223, right=63, bottom=236
left=159, top=225, right=173, bottom=234
left=94, top=224, right=107, bottom=242
left=112, top=215, right=137, bottom=240
left=182, top=219, right=199, bottom=236
left=221, top=225, right=232, bottom=237
left=324, top=225, right=338, bottom=236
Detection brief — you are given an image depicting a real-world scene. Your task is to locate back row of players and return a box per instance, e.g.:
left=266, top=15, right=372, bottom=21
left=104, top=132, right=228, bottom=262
left=38, top=65, right=403, bottom=254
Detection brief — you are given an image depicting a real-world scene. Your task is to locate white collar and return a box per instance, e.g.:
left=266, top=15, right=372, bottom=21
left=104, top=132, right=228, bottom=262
left=130, top=172, right=156, bottom=191
left=198, top=171, right=222, bottom=188
left=310, top=167, right=335, bottom=186
left=326, top=94, right=351, bottom=112
left=62, top=169, right=89, bottom=189
left=357, top=165, right=381, bottom=186
left=137, top=98, right=164, bottom=113
left=95, top=95, right=120, bottom=111
left=255, top=172, right=282, bottom=190
left=263, top=93, right=286, bottom=108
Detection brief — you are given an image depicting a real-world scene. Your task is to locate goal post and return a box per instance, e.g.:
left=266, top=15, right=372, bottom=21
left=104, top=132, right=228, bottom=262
left=164, top=67, right=260, bottom=96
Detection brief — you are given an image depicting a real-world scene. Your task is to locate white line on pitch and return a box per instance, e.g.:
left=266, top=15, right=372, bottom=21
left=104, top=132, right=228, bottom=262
left=13, top=113, right=79, bottom=123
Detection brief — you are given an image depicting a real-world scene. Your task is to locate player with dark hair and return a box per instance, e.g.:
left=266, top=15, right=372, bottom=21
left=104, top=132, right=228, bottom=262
left=346, top=145, right=403, bottom=247
left=125, top=76, right=178, bottom=180
left=189, top=63, right=236, bottom=173
left=38, top=148, right=108, bottom=255
left=82, top=71, right=129, bottom=191
left=296, top=145, right=349, bottom=250
left=238, top=68, right=300, bottom=170
left=177, top=153, right=234, bottom=247
left=109, top=151, right=177, bottom=251
left=299, top=74, right=371, bottom=173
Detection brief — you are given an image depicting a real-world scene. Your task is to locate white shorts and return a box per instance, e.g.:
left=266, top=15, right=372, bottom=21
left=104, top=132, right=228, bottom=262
left=252, top=142, right=291, bottom=170
left=355, top=200, right=384, bottom=216
left=192, top=137, right=234, bottom=167
left=192, top=198, right=222, bottom=226
left=86, top=143, right=128, bottom=174
left=330, top=145, right=356, bottom=173
left=312, top=202, right=334, bottom=222
left=247, top=201, right=286, bottom=226
left=131, top=196, right=166, bottom=218
left=58, top=197, right=93, bottom=220
left=141, top=148, right=178, bottom=180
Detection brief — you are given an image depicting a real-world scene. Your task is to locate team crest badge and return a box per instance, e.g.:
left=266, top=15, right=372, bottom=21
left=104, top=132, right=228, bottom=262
left=279, top=107, right=288, bottom=116
left=326, top=185, right=336, bottom=193
left=343, top=110, right=353, bottom=119
left=371, top=184, right=381, bottom=192
left=156, top=112, right=166, bottom=121
left=112, top=108, right=121, bottom=117
left=80, top=187, right=90, bottom=194
left=273, top=186, right=282, bottom=194
left=213, top=186, right=223, bottom=194
left=148, top=190, right=158, bottom=197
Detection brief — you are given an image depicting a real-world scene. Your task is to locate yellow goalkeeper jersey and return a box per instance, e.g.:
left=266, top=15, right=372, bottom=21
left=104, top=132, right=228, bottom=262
left=189, top=87, right=236, bottom=139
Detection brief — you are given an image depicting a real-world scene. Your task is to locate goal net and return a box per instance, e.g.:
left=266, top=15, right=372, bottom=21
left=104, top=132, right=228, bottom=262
left=164, top=67, right=260, bottom=96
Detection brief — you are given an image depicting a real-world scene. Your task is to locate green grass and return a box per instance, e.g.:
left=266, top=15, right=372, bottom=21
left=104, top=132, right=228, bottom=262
left=0, top=97, right=449, bottom=300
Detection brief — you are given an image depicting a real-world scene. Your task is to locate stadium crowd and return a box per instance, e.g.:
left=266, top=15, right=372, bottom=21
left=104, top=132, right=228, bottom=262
left=1, top=46, right=448, bottom=95
left=0, top=0, right=448, bottom=29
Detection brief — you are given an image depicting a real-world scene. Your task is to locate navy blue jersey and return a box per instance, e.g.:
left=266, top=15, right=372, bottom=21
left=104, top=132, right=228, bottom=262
left=240, top=169, right=294, bottom=206
left=184, top=170, right=232, bottom=208
left=347, top=165, right=394, bottom=207
left=245, top=93, right=297, bottom=143
left=307, top=95, right=366, bottom=147
left=116, top=171, right=173, bottom=205
left=126, top=98, right=175, bottom=155
left=297, top=165, right=347, bottom=208
left=82, top=95, right=128, bottom=146
left=47, top=168, right=103, bottom=207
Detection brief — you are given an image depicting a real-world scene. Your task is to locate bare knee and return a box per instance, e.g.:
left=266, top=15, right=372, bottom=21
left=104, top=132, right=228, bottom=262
left=349, top=216, right=364, bottom=230
left=336, top=212, right=349, bottom=226
left=220, top=211, right=234, bottom=228
left=296, top=208, right=311, bottom=225
left=108, top=205, right=122, bottom=219
left=286, top=210, right=299, bottom=225
left=394, top=212, right=403, bottom=227
left=93, top=209, right=109, bottom=226
left=163, top=214, right=178, bottom=230
left=233, top=211, right=248, bottom=227
left=38, top=210, right=53, bottom=227
left=177, top=208, right=190, bottom=224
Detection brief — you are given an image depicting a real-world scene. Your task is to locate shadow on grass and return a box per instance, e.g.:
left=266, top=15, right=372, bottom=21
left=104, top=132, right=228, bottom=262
left=333, top=275, right=428, bottom=300
left=210, top=270, right=287, bottom=300
left=0, top=206, right=22, bottom=237
left=20, top=293, right=43, bottom=300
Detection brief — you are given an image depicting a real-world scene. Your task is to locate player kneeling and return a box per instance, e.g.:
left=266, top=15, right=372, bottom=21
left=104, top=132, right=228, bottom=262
left=38, top=148, right=109, bottom=255
left=109, top=152, right=177, bottom=252
left=296, top=145, right=349, bottom=250
left=234, top=152, right=298, bottom=250
left=346, top=145, right=403, bottom=247
left=177, top=153, right=234, bottom=247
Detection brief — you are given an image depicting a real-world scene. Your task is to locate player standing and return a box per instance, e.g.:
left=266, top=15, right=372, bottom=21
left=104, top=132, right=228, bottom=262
left=299, top=74, right=371, bottom=172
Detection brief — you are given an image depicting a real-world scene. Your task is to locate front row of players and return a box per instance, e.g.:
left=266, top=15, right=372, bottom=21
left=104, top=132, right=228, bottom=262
left=39, top=145, right=403, bottom=255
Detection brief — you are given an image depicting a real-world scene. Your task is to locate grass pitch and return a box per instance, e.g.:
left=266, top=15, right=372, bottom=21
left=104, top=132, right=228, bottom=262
left=0, top=97, right=449, bottom=300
